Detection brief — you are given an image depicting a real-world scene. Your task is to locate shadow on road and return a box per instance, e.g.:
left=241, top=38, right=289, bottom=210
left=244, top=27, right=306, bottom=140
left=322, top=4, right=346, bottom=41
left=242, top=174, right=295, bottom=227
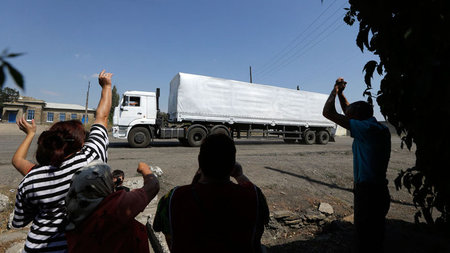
left=266, top=219, right=450, bottom=253
left=264, top=166, right=353, bottom=193
left=264, top=166, right=414, bottom=207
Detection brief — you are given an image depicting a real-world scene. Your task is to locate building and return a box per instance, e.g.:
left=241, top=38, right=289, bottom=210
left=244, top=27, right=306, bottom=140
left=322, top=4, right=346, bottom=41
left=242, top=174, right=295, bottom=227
left=1, top=96, right=95, bottom=125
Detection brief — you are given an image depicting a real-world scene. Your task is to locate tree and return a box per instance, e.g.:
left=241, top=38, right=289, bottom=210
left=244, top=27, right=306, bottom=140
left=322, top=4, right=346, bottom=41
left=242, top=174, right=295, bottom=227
left=109, top=85, right=120, bottom=124
left=0, top=87, right=20, bottom=107
left=344, top=0, right=450, bottom=226
left=0, top=49, right=25, bottom=89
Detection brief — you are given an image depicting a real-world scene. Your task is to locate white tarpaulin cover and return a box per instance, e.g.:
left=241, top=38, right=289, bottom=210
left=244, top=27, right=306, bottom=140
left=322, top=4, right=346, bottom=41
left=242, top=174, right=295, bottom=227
left=168, top=73, right=335, bottom=127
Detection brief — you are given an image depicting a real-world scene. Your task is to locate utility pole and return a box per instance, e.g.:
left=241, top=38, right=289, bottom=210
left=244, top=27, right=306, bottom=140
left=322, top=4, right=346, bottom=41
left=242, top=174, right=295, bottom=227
left=249, top=66, right=253, bottom=83
left=84, top=81, right=90, bottom=126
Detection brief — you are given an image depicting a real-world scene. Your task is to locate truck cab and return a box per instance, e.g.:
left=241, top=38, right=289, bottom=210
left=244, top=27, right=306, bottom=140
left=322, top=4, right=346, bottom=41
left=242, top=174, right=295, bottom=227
left=112, top=91, right=157, bottom=144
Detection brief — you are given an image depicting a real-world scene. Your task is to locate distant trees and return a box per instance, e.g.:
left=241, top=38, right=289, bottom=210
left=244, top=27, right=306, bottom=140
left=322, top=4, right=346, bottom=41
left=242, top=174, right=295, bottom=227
left=345, top=0, right=450, bottom=227
left=0, top=87, right=20, bottom=107
left=109, top=85, right=120, bottom=124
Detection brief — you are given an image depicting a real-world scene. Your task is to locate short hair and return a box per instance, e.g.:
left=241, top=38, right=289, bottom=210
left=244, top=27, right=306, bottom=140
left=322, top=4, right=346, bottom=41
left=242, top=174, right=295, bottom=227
left=36, top=120, right=86, bottom=167
left=198, top=134, right=236, bottom=180
left=346, top=101, right=373, bottom=120
left=112, top=170, right=125, bottom=178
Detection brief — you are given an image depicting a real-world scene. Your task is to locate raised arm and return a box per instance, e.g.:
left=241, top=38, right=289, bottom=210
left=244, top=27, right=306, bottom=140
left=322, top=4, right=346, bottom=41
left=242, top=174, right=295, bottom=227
left=137, top=162, right=160, bottom=201
left=94, top=70, right=113, bottom=127
left=12, top=117, right=37, bottom=176
left=322, top=77, right=351, bottom=130
left=230, top=162, right=252, bottom=185
left=337, top=81, right=350, bottom=113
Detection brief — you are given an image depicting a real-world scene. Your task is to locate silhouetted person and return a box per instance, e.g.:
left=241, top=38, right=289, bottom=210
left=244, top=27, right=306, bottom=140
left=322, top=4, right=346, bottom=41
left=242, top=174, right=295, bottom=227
left=153, top=134, right=270, bottom=253
left=323, top=77, right=391, bottom=253
left=113, top=169, right=130, bottom=192
left=65, top=161, right=159, bottom=252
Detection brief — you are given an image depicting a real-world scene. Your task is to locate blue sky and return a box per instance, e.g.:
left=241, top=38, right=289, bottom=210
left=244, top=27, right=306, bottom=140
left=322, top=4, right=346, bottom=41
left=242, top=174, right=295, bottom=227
left=1, top=0, right=383, bottom=119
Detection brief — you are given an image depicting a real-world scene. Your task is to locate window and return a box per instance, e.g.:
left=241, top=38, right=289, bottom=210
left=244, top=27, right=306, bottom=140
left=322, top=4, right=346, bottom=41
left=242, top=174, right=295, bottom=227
left=27, top=110, right=35, bottom=121
left=71, top=113, right=77, bottom=120
left=122, top=96, right=140, bottom=107
left=47, top=112, right=54, bottom=122
left=60, top=113, right=66, bottom=121
left=129, top=96, right=140, bottom=106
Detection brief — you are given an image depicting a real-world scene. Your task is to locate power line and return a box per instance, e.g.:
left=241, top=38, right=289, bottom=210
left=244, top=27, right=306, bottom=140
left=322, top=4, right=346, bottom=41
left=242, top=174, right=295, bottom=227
left=257, top=15, right=346, bottom=80
left=256, top=5, right=346, bottom=77
left=256, top=0, right=340, bottom=74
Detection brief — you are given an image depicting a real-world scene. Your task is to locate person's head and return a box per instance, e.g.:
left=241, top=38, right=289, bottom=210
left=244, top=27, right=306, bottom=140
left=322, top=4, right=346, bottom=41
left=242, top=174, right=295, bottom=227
left=345, top=101, right=373, bottom=120
left=66, top=161, right=114, bottom=230
left=112, top=170, right=125, bottom=186
left=36, top=120, right=86, bottom=167
left=198, top=133, right=236, bottom=180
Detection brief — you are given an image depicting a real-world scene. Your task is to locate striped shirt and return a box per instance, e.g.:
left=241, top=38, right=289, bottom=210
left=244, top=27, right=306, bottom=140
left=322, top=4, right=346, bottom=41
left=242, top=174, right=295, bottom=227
left=12, top=124, right=109, bottom=253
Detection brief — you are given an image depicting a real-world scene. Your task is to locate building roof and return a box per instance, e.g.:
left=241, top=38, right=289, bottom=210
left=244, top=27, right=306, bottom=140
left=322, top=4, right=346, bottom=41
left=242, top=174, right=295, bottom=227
left=45, top=102, right=95, bottom=111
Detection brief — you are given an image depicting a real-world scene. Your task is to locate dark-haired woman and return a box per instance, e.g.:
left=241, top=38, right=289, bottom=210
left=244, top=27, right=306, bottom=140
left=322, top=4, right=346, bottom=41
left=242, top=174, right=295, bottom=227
left=12, top=70, right=113, bottom=253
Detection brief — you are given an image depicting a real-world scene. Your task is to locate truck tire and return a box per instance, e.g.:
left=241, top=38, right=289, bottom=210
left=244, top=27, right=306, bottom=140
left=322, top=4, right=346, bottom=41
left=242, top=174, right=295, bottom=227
left=302, top=130, right=316, bottom=145
left=210, top=125, right=230, bottom=137
left=187, top=127, right=207, bottom=147
left=316, top=130, right=330, bottom=145
left=128, top=127, right=151, bottom=148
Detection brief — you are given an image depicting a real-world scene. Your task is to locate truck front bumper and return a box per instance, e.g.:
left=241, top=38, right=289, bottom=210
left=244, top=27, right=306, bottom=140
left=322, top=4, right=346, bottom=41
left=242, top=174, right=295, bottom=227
left=112, top=126, right=128, bottom=139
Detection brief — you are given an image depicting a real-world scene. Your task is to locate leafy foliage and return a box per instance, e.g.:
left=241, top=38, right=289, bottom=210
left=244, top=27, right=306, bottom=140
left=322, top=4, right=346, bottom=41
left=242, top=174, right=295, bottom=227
left=109, top=85, right=120, bottom=124
left=345, top=0, right=450, bottom=227
left=0, top=87, right=20, bottom=107
left=0, top=49, right=25, bottom=89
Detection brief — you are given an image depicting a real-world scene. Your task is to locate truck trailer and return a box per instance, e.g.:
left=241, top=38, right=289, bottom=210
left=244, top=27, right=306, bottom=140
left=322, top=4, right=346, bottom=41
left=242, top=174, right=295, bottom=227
left=112, top=72, right=336, bottom=147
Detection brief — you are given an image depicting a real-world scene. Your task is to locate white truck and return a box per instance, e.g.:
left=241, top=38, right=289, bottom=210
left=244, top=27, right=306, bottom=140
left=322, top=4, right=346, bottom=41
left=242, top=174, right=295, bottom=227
left=112, top=72, right=336, bottom=147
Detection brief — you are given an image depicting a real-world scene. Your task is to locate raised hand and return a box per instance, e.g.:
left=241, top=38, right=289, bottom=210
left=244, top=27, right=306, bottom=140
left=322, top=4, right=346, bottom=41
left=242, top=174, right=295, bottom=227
left=98, top=69, right=113, bottom=88
left=17, top=116, right=36, bottom=135
left=137, top=162, right=153, bottom=176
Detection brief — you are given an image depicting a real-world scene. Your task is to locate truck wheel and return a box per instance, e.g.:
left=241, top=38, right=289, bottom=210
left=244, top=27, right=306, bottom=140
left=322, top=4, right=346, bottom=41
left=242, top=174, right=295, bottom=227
left=316, top=130, right=330, bottom=145
left=128, top=127, right=151, bottom=148
left=187, top=127, right=207, bottom=147
left=210, top=125, right=230, bottom=137
left=302, top=130, right=316, bottom=145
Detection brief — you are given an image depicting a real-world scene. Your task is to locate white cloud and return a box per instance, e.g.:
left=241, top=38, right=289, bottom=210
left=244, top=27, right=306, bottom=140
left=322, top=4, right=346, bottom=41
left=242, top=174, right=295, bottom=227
left=81, top=73, right=99, bottom=80
left=40, top=89, right=60, bottom=96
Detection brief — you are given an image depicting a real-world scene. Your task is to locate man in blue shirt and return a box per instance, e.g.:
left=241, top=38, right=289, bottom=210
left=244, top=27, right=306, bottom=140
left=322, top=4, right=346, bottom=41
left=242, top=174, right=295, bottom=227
left=323, top=77, right=391, bottom=253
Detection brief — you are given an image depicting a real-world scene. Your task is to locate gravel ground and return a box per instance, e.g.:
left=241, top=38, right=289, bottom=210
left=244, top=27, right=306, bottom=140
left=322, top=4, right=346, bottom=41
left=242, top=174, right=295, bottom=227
left=0, top=123, right=448, bottom=252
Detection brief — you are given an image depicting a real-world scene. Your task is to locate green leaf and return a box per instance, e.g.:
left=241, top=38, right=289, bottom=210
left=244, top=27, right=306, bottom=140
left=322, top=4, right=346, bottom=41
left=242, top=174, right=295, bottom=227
left=404, top=27, right=412, bottom=39
left=394, top=170, right=404, bottom=191
left=356, top=27, right=370, bottom=52
left=4, top=62, right=24, bottom=89
left=7, top=53, right=25, bottom=58
left=363, top=60, right=377, bottom=88
left=0, top=65, right=5, bottom=88
left=376, top=63, right=383, bottom=75
left=414, top=211, right=422, bottom=224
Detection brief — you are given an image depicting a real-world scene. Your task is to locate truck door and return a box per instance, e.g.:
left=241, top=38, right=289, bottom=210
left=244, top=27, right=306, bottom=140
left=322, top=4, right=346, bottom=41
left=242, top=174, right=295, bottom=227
left=117, top=95, right=145, bottom=126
